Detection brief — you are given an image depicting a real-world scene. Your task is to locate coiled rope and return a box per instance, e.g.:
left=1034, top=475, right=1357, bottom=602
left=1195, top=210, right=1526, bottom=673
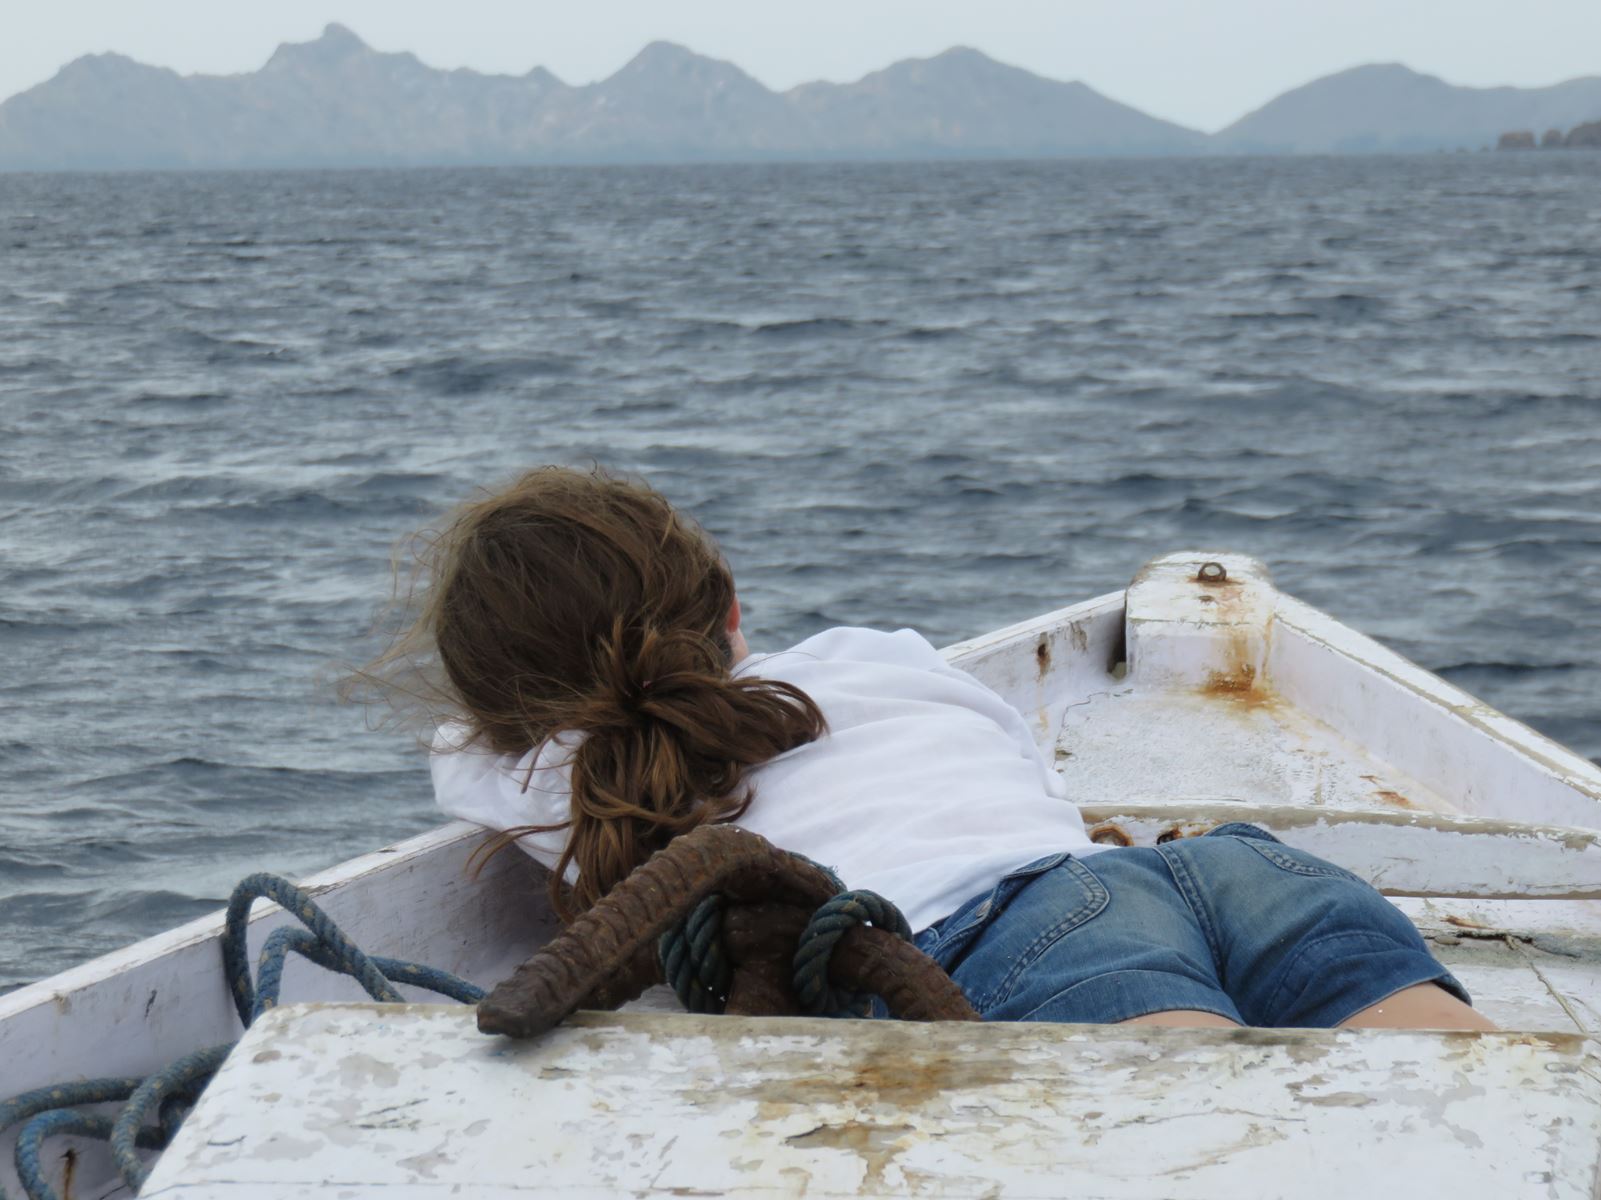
left=792, top=889, right=914, bottom=1017
left=1, top=874, right=483, bottom=1200
left=658, top=893, right=732, bottom=1013
left=658, top=887, right=916, bottom=1018
left=5, top=836, right=960, bottom=1199
left=656, top=846, right=917, bottom=1020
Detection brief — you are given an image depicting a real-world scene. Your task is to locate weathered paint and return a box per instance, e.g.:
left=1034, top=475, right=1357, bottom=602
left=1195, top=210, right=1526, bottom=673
left=1123, top=551, right=1279, bottom=695
left=1416, top=933, right=1591, bottom=1034
left=1074, top=800, right=1601, bottom=898
left=942, top=591, right=1125, bottom=747
left=1269, top=593, right=1601, bottom=827
left=0, top=825, right=551, bottom=1200
left=1052, top=554, right=1601, bottom=838
left=7, top=553, right=1601, bottom=1199
left=142, top=1005, right=1601, bottom=1199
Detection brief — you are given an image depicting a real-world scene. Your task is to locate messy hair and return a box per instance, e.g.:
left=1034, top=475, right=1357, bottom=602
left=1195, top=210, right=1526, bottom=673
left=352, top=466, right=824, bottom=920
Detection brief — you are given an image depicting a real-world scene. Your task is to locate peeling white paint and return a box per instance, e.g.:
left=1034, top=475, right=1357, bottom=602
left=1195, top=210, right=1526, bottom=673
left=1074, top=800, right=1601, bottom=898
left=142, top=1006, right=1601, bottom=1199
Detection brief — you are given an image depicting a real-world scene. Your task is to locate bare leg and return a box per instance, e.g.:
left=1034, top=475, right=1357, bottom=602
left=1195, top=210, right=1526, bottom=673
left=1118, top=1010, right=1241, bottom=1028
left=1338, top=984, right=1498, bottom=1031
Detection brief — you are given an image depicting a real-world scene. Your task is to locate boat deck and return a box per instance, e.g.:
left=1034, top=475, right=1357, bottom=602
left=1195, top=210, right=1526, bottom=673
left=1014, top=556, right=1601, bottom=1039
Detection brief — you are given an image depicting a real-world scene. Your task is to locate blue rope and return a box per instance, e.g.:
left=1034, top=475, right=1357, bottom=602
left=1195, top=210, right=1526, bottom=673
left=2, top=1079, right=140, bottom=1200
left=224, top=872, right=405, bottom=1026
left=2, top=865, right=906, bottom=1195
left=1, top=872, right=485, bottom=1200
left=157, top=1091, right=193, bottom=1143
left=792, top=889, right=914, bottom=1018
left=109, top=1044, right=234, bottom=1194
left=0, top=1080, right=142, bottom=1139
left=248, top=927, right=484, bottom=1020
left=13, top=1110, right=164, bottom=1200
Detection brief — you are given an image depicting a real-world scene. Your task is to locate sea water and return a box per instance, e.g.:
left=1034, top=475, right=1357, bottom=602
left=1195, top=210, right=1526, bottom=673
left=1, top=155, right=1598, bottom=994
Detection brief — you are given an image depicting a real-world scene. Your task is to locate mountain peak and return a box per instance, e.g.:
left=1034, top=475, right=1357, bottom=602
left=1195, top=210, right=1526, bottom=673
left=319, top=23, right=369, bottom=51
left=929, top=46, right=999, bottom=66
left=1332, top=62, right=1425, bottom=80
left=605, top=40, right=763, bottom=93
left=50, top=52, right=177, bottom=88
left=61, top=51, right=141, bottom=74
left=871, top=45, right=1044, bottom=89
left=266, top=23, right=372, bottom=71
left=619, top=41, right=702, bottom=71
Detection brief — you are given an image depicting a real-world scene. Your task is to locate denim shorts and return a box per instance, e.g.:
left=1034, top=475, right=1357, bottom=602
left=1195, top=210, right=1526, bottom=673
left=914, top=823, right=1470, bottom=1027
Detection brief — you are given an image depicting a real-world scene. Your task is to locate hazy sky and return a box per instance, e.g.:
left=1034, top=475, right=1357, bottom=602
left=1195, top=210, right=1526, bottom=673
left=7, top=1, right=1601, bottom=133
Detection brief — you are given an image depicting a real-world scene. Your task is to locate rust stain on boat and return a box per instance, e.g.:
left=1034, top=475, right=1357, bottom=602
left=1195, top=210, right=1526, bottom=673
left=1035, top=636, right=1051, bottom=680
left=1201, top=663, right=1278, bottom=712
left=1185, top=559, right=1287, bottom=715
left=746, top=1045, right=1015, bottom=1112
left=1089, top=822, right=1132, bottom=847
left=843, top=1050, right=1006, bottom=1106
left=1204, top=663, right=1257, bottom=695
left=1372, top=790, right=1414, bottom=808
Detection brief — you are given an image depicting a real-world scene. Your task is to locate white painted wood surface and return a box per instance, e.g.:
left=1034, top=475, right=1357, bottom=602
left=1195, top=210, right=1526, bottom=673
left=1051, top=554, right=1601, bottom=828
left=142, top=1005, right=1601, bottom=1200
left=1270, top=592, right=1601, bottom=828
left=1074, top=799, right=1601, bottom=898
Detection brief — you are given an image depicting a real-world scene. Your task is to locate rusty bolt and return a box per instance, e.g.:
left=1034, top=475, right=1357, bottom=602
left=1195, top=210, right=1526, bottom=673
left=1196, top=562, right=1228, bottom=584
left=1089, top=823, right=1132, bottom=847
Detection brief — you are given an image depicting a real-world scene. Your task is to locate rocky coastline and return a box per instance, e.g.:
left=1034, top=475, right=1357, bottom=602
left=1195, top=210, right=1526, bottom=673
left=1497, top=119, right=1601, bottom=149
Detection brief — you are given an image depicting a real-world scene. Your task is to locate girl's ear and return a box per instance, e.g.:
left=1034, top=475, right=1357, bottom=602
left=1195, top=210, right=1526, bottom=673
left=725, top=596, right=749, bottom=663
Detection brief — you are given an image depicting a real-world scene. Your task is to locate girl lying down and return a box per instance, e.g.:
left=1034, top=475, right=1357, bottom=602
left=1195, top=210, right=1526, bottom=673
left=388, top=466, right=1491, bottom=1031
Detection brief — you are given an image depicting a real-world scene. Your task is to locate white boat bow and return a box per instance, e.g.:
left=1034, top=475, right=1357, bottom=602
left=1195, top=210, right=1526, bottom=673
left=4, top=552, right=1598, bottom=1198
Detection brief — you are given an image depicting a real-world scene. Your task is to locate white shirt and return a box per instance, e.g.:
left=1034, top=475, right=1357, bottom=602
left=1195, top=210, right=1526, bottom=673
left=430, top=626, right=1105, bottom=932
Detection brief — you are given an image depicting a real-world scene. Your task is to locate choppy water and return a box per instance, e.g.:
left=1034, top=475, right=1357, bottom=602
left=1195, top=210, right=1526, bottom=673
left=2, top=156, right=1599, bottom=996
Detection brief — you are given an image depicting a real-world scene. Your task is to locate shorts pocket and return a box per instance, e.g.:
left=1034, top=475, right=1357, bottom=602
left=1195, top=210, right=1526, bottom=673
left=1241, top=839, right=1367, bottom=885
left=922, top=852, right=1071, bottom=965
left=974, top=858, right=1111, bottom=1012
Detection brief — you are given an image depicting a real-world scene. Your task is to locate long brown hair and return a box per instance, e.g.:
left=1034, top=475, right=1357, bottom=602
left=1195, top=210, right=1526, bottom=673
left=358, top=466, right=825, bottom=920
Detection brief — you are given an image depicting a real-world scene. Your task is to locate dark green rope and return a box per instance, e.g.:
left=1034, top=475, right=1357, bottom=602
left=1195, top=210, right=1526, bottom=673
left=792, top=889, right=914, bottom=1017
left=656, top=854, right=913, bottom=1021
left=658, top=893, right=732, bottom=1013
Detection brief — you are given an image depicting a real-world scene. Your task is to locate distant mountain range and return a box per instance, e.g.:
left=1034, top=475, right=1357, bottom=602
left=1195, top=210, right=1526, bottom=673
left=1215, top=62, right=1601, bottom=154
left=1, top=25, right=1598, bottom=169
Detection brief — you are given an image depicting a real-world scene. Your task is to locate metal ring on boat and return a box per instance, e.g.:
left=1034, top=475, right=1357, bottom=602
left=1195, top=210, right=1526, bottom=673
left=1196, top=561, right=1228, bottom=583
left=1089, top=823, right=1132, bottom=847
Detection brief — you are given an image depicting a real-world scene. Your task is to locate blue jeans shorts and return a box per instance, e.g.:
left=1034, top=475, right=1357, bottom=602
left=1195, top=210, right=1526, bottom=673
left=913, top=823, right=1470, bottom=1027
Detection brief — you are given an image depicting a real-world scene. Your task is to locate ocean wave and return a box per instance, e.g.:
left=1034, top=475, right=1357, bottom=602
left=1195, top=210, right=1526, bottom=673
left=750, top=317, right=886, bottom=337
left=1436, top=660, right=1581, bottom=677
left=387, top=353, right=576, bottom=393
left=5, top=154, right=1601, bottom=996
